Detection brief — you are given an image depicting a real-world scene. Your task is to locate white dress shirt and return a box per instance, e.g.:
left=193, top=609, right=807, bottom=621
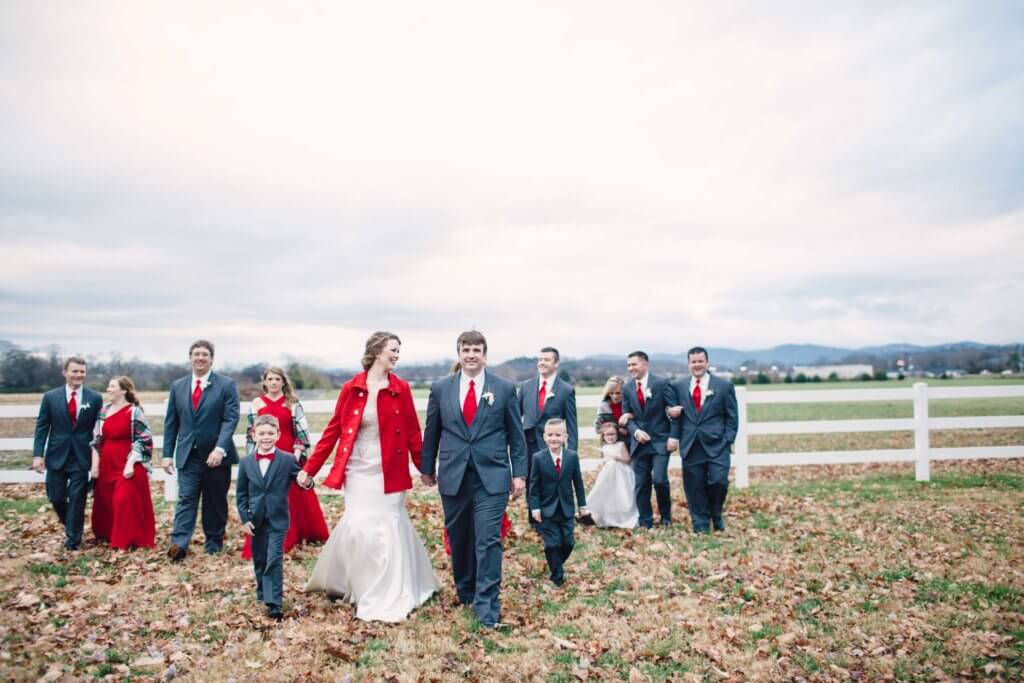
left=689, top=374, right=710, bottom=409
left=190, top=372, right=212, bottom=394
left=459, top=369, right=486, bottom=407
left=256, top=451, right=274, bottom=477
left=65, top=385, right=81, bottom=407
left=538, top=373, right=556, bottom=406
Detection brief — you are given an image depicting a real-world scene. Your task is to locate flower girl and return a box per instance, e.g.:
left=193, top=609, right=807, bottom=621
left=587, top=422, right=638, bottom=528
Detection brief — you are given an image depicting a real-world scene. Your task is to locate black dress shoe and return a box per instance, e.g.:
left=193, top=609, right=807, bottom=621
left=167, top=544, right=187, bottom=562
left=63, top=542, right=80, bottom=551
left=267, top=606, right=283, bottom=621
left=658, top=518, right=672, bottom=527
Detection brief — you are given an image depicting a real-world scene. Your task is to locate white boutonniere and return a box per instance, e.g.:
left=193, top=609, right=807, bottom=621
left=482, top=391, right=495, bottom=405
left=644, top=387, right=652, bottom=400
left=547, top=391, right=555, bottom=400
left=704, top=388, right=715, bottom=400
left=79, top=402, right=91, bottom=414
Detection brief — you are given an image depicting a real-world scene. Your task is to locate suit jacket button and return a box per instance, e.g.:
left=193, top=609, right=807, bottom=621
left=395, top=428, right=401, bottom=434
left=354, top=410, right=359, bottom=415
left=347, top=428, right=353, bottom=434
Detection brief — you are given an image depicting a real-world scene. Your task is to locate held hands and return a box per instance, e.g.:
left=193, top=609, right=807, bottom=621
left=617, top=413, right=633, bottom=427
left=667, top=405, right=683, bottom=419
left=510, top=476, right=526, bottom=500
left=32, top=457, right=45, bottom=474
left=242, top=521, right=255, bottom=536
left=666, top=438, right=679, bottom=453
left=634, top=429, right=651, bottom=444
left=161, top=458, right=175, bottom=475
left=296, top=471, right=312, bottom=489
left=420, top=474, right=437, bottom=487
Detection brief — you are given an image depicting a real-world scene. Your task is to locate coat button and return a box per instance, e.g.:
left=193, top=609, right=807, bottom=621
left=354, top=410, right=359, bottom=415
left=396, top=428, right=401, bottom=434
left=347, top=428, right=353, bottom=434
left=342, top=447, right=348, bottom=452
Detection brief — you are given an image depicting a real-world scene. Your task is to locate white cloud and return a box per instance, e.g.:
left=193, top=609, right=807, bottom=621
left=1, top=1, right=1021, bottom=365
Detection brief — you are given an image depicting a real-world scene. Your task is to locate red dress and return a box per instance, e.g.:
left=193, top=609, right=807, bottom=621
left=242, top=395, right=329, bottom=559
left=91, top=405, right=156, bottom=550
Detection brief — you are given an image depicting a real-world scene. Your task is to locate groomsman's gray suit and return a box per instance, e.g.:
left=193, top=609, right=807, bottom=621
left=164, top=371, right=239, bottom=554
left=621, top=374, right=673, bottom=528
left=667, top=374, right=738, bottom=532
left=33, top=386, right=102, bottom=549
left=421, top=372, right=527, bottom=627
left=236, top=448, right=300, bottom=610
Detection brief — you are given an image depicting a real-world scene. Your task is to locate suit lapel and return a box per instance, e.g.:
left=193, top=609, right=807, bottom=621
left=469, top=375, right=493, bottom=438
left=682, top=378, right=699, bottom=421
left=448, top=376, right=471, bottom=438
left=525, top=376, right=539, bottom=421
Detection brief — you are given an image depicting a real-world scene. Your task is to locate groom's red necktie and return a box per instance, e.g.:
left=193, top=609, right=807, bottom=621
left=636, top=381, right=646, bottom=411
left=463, top=379, right=478, bottom=426
left=192, top=379, right=202, bottom=411
left=692, top=382, right=702, bottom=413
left=68, top=391, right=77, bottom=427
left=555, top=456, right=561, bottom=474
left=538, top=379, right=547, bottom=413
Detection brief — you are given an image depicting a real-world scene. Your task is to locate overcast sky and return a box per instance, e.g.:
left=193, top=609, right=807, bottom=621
left=2, top=1, right=1022, bottom=367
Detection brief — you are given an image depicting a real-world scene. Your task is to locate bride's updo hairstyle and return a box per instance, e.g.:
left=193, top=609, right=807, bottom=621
left=362, top=331, right=401, bottom=371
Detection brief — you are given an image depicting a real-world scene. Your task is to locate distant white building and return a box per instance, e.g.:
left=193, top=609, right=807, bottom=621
left=792, top=364, right=873, bottom=380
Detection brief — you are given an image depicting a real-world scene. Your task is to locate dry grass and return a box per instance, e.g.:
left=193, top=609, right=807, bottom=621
left=1, top=459, right=1022, bottom=681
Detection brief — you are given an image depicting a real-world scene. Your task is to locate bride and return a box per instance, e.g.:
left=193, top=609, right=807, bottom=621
left=298, top=331, right=438, bottom=621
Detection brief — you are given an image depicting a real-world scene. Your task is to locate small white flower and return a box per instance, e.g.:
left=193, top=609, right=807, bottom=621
left=482, top=391, right=496, bottom=405
left=79, top=402, right=91, bottom=414
left=547, top=391, right=555, bottom=400
left=644, top=387, right=652, bottom=400
left=705, top=388, right=715, bottom=399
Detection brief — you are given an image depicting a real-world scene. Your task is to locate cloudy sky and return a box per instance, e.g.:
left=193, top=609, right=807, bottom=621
left=2, top=1, right=1022, bottom=367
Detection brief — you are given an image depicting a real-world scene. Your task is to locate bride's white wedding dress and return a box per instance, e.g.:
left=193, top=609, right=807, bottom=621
left=305, top=402, right=438, bottom=622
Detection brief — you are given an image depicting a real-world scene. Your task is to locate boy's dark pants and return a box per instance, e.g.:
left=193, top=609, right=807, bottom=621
left=251, top=524, right=286, bottom=609
left=539, top=512, right=575, bottom=584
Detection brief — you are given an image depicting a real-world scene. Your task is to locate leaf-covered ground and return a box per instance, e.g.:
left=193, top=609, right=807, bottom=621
left=1, top=458, right=1022, bottom=682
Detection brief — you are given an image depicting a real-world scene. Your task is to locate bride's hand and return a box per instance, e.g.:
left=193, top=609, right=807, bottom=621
left=296, top=471, right=310, bottom=488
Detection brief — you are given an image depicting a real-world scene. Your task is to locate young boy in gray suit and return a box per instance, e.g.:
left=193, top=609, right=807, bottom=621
left=528, top=418, right=588, bottom=587
left=236, top=415, right=300, bottom=620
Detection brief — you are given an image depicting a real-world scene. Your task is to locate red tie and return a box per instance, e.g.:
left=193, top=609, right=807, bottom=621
left=693, top=382, right=702, bottom=413
left=68, top=391, right=77, bottom=427
left=555, top=456, right=561, bottom=474
left=462, top=379, right=478, bottom=426
left=636, top=381, right=646, bottom=410
left=256, top=452, right=275, bottom=462
left=192, top=379, right=202, bottom=410
left=537, top=379, right=547, bottom=413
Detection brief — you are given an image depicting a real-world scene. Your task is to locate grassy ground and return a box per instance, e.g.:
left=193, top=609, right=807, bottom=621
left=0, top=458, right=1021, bottom=681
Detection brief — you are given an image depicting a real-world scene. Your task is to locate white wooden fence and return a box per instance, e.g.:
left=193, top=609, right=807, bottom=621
left=1, top=383, right=1022, bottom=500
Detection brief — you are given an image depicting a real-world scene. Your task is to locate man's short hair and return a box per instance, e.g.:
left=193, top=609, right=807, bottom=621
left=544, top=417, right=566, bottom=430
left=687, top=346, right=709, bottom=361
left=189, top=339, right=215, bottom=357
left=253, top=414, right=280, bottom=430
left=539, top=346, right=560, bottom=362
left=62, top=356, right=87, bottom=370
left=627, top=350, right=649, bottom=363
left=456, top=330, right=488, bottom=355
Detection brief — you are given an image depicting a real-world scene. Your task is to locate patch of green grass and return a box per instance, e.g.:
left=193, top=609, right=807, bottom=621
left=877, top=566, right=915, bottom=583
left=552, top=651, right=576, bottom=666
left=28, top=562, right=68, bottom=577
left=365, top=638, right=388, bottom=652
left=749, top=624, right=783, bottom=642
left=915, top=578, right=1022, bottom=608
left=0, top=498, right=47, bottom=517
left=552, top=623, right=581, bottom=639
left=541, top=600, right=563, bottom=615
left=751, top=512, right=775, bottom=529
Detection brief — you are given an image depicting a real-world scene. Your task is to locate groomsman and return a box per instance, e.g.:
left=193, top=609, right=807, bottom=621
left=163, top=340, right=240, bottom=559
left=667, top=347, right=738, bottom=533
left=620, top=351, right=673, bottom=528
left=32, top=357, right=102, bottom=550
left=519, top=347, right=577, bottom=525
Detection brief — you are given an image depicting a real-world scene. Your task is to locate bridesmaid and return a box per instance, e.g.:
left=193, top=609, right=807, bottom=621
left=241, top=366, right=329, bottom=559
left=594, top=375, right=631, bottom=441
left=90, top=376, right=156, bottom=550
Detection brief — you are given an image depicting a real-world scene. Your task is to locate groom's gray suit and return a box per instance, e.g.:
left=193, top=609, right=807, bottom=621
left=421, top=371, right=527, bottom=627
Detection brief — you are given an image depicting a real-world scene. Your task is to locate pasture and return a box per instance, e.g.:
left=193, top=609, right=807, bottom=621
left=1, top=378, right=1022, bottom=680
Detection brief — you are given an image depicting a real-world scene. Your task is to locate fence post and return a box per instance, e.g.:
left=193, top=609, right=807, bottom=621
left=164, top=469, right=178, bottom=502
left=913, top=382, right=930, bottom=482
left=734, top=386, right=750, bottom=488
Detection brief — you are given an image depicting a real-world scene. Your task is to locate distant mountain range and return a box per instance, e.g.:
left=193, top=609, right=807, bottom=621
left=647, top=341, right=993, bottom=368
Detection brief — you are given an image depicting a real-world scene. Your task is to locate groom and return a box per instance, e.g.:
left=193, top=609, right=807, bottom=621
left=421, top=330, right=528, bottom=628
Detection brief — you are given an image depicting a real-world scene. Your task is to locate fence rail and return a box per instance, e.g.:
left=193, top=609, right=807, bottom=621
left=2, top=383, right=1022, bottom=499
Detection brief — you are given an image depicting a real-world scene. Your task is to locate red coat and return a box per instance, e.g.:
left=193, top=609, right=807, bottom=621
left=303, top=372, right=423, bottom=493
